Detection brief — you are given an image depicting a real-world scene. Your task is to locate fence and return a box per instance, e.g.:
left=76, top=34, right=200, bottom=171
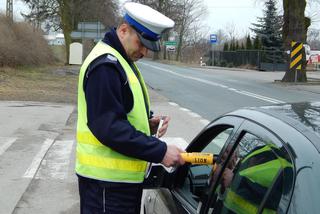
left=207, top=50, right=290, bottom=71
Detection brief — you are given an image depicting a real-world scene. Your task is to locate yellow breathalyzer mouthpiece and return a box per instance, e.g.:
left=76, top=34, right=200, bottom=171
left=180, top=152, right=215, bottom=165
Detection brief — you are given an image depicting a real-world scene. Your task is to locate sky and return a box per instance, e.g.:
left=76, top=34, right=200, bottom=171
left=202, top=0, right=265, bottom=36
left=0, top=0, right=319, bottom=38
left=118, top=0, right=320, bottom=38
left=0, top=0, right=29, bottom=20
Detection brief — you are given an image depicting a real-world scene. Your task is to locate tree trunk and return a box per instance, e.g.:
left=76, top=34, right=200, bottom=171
left=153, top=52, right=160, bottom=60
left=163, top=45, right=167, bottom=60
left=282, top=0, right=310, bottom=82
left=152, top=0, right=163, bottom=61
left=59, top=0, right=73, bottom=65
left=176, top=25, right=184, bottom=61
left=162, top=32, right=169, bottom=60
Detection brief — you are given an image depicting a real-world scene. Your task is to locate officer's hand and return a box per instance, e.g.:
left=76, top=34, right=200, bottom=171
left=161, top=145, right=185, bottom=167
left=149, top=116, right=170, bottom=137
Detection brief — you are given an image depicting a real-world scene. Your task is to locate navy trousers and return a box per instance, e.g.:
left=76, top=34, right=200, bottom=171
left=78, top=175, right=143, bottom=214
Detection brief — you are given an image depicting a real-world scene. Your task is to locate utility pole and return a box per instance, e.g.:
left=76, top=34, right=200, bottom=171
left=6, top=0, right=13, bottom=21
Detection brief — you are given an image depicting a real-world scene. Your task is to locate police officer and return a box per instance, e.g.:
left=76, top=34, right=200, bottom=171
left=76, top=2, right=185, bottom=214
left=220, top=145, right=292, bottom=214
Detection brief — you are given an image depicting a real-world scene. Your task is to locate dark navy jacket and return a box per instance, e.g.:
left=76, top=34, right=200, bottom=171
left=83, top=28, right=167, bottom=163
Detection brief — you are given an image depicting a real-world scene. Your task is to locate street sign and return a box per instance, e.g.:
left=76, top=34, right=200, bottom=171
left=77, top=22, right=105, bottom=31
left=210, top=34, right=217, bottom=44
left=164, top=41, right=177, bottom=46
left=290, top=41, right=303, bottom=70
left=71, top=22, right=106, bottom=40
left=71, top=31, right=105, bottom=39
left=166, top=45, right=176, bottom=52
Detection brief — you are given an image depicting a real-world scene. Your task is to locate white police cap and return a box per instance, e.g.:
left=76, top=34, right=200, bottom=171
left=123, top=2, right=175, bottom=52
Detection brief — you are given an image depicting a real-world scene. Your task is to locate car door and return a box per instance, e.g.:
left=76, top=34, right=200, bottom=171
left=143, top=116, right=245, bottom=214
left=204, top=120, right=295, bottom=214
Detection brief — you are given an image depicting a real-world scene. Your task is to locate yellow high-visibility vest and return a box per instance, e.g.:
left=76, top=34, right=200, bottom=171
left=223, top=146, right=292, bottom=214
left=75, top=41, right=151, bottom=183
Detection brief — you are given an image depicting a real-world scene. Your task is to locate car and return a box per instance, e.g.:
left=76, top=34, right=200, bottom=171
left=143, top=102, right=320, bottom=214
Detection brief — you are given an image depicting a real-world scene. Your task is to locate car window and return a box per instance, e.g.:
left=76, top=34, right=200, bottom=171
left=209, top=131, right=293, bottom=214
left=176, top=126, right=234, bottom=210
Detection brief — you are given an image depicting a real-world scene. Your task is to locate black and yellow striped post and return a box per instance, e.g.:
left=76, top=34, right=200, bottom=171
left=290, top=41, right=303, bottom=82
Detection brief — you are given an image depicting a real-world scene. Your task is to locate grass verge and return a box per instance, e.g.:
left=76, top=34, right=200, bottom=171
left=0, top=65, right=78, bottom=104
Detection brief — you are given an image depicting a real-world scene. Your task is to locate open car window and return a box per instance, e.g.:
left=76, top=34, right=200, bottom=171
left=209, top=128, right=294, bottom=214
left=175, top=126, right=235, bottom=211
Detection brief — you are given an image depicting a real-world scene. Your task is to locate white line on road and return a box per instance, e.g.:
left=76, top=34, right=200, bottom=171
left=36, top=140, right=74, bottom=180
left=23, top=138, right=55, bottom=178
left=0, top=137, right=17, bottom=156
left=140, top=62, right=285, bottom=104
left=180, top=107, right=191, bottom=112
left=160, top=137, right=189, bottom=150
left=235, top=90, right=284, bottom=104
left=188, top=112, right=201, bottom=118
left=168, top=102, right=179, bottom=106
left=200, top=119, right=210, bottom=126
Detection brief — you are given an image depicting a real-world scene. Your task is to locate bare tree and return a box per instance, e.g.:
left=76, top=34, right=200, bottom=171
left=224, top=22, right=240, bottom=51
left=131, top=0, right=207, bottom=62
left=74, top=0, right=119, bottom=28
left=181, top=22, right=210, bottom=63
left=22, top=0, right=119, bottom=64
left=215, top=29, right=227, bottom=46
left=307, top=28, right=320, bottom=49
left=174, top=0, right=207, bottom=61
left=225, top=22, right=238, bottom=42
left=132, top=0, right=182, bottom=60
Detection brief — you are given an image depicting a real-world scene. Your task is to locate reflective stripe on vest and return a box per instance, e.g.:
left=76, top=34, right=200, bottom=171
left=75, top=41, right=150, bottom=183
left=240, top=146, right=292, bottom=188
left=224, top=189, right=276, bottom=214
left=223, top=145, right=292, bottom=214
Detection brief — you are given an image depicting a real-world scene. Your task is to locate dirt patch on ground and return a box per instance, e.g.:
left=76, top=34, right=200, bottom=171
left=0, top=65, right=79, bottom=104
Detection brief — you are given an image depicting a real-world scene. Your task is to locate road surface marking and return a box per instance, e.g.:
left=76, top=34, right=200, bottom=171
left=23, top=138, right=55, bottom=178
left=36, top=140, right=74, bottom=180
left=235, top=90, right=283, bottom=104
left=168, top=102, right=178, bottom=106
left=161, top=137, right=189, bottom=150
left=140, top=62, right=285, bottom=104
left=200, top=119, right=210, bottom=126
left=0, top=137, right=17, bottom=156
left=180, top=107, right=190, bottom=112
left=188, top=112, right=201, bottom=118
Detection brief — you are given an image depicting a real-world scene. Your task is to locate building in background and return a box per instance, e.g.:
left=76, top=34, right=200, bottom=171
left=44, top=33, right=65, bottom=46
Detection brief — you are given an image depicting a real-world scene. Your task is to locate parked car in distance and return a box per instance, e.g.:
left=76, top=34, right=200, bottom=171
left=143, top=102, right=320, bottom=214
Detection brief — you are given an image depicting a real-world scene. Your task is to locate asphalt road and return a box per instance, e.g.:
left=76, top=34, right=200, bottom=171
left=138, top=60, right=320, bottom=119
left=0, top=101, right=77, bottom=214
left=1, top=61, right=320, bottom=213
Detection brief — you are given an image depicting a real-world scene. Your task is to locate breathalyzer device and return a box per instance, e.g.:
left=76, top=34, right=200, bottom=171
left=180, top=152, right=216, bottom=165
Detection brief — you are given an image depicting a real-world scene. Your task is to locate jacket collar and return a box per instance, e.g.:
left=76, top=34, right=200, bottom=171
left=102, top=28, right=132, bottom=63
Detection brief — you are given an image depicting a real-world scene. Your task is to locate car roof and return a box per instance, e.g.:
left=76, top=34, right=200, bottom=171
left=227, top=102, right=320, bottom=153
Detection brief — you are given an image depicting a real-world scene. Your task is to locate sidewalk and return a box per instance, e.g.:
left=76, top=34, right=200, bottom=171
left=148, top=87, right=210, bottom=144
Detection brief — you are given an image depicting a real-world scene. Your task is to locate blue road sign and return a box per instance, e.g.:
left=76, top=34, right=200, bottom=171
left=210, top=34, right=217, bottom=44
